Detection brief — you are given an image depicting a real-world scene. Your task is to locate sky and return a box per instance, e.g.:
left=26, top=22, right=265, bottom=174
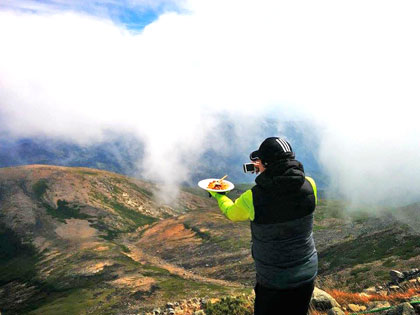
left=0, top=0, right=183, bottom=29
left=1, top=0, right=420, bottom=206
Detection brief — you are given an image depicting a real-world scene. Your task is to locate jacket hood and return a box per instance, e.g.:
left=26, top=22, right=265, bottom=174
left=255, top=159, right=305, bottom=193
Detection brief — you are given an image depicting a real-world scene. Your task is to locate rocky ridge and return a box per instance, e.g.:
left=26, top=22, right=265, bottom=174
left=142, top=269, right=420, bottom=315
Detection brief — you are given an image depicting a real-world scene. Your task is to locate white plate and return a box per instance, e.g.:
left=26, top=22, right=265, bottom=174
left=198, top=178, right=235, bottom=192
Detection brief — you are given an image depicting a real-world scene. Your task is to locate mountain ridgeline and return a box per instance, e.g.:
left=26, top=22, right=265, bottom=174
left=0, top=165, right=419, bottom=314
left=0, top=120, right=326, bottom=187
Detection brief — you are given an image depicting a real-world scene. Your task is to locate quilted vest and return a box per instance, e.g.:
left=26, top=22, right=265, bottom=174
left=250, top=160, right=317, bottom=289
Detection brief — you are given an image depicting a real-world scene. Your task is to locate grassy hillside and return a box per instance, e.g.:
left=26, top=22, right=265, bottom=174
left=0, top=165, right=248, bottom=314
left=0, top=165, right=419, bottom=313
left=313, top=199, right=420, bottom=290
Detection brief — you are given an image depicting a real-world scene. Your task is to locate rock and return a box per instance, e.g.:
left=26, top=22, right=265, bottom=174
left=412, top=304, right=420, bottom=314
left=348, top=304, right=366, bottom=312
left=390, top=270, right=405, bottom=283
left=327, top=307, right=345, bottom=315
left=364, top=286, right=377, bottom=294
left=378, top=290, right=389, bottom=296
left=311, top=287, right=341, bottom=310
left=389, top=285, right=400, bottom=291
left=410, top=297, right=420, bottom=313
left=194, top=311, right=205, bottom=315
left=152, top=308, right=161, bottom=314
left=359, top=292, right=371, bottom=298
left=385, top=302, right=415, bottom=315
left=166, top=302, right=174, bottom=309
left=168, top=308, right=175, bottom=315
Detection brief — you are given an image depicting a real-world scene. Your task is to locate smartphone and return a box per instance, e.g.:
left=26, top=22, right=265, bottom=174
left=243, top=163, right=256, bottom=173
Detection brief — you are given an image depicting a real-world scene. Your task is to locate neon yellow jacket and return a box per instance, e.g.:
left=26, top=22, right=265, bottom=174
left=210, top=176, right=317, bottom=222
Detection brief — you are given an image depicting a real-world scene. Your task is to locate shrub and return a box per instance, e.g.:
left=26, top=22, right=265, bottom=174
left=44, top=199, right=92, bottom=222
left=382, top=259, right=397, bottom=268
left=205, top=296, right=253, bottom=315
left=33, top=179, right=48, bottom=200
left=350, top=266, right=371, bottom=276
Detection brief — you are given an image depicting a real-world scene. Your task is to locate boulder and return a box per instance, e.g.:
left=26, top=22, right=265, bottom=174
left=390, top=270, right=405, bottom=283
left=385, top=302, right=415, bottom=315
left=348, top=304, right=366, bottom=312
left=327, top=307, right=345, bottom=315
left=194, top=311, right=205, bottom=315
left=412, top=304, right=420, bottom=314
left=311, top=287, right=341, bottom=310
left=152, top=307, right=161, bottom=314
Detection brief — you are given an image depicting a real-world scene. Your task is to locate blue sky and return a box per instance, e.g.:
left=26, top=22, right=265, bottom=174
left=0, top=0, right=183, bottom=30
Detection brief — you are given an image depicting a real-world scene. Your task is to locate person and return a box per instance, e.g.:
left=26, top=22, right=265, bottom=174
left=209, top=137, right=318, bottom=315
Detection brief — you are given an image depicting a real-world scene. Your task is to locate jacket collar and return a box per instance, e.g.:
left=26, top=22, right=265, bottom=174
left=255, top=159, right=305, bottom=193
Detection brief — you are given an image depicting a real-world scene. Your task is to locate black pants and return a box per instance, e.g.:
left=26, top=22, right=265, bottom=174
left=254, top=280, right=315, bottom=315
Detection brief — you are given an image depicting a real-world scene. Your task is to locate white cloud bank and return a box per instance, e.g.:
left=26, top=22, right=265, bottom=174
left=1, top=0, right=420, bottom=205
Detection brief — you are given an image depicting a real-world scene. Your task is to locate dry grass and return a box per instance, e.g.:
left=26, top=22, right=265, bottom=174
left=327, top=284, right=420, bottom=306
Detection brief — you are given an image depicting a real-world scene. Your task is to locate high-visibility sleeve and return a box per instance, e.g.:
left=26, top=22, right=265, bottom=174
left=305, top=176, right=317, bottom=205
left=210, top=190, right=254, bottom=222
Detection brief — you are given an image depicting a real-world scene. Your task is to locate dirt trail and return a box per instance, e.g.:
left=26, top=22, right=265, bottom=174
left=123, top=242, right=244, bottom=288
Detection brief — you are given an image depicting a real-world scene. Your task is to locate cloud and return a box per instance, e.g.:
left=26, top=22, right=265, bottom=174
left=1, top=1, right=420, bottom=205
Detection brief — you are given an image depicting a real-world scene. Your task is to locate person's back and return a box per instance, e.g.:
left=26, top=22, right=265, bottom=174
left=210, top=137, right=317, bottom=315
left=251, top=158, right=317, bottom=291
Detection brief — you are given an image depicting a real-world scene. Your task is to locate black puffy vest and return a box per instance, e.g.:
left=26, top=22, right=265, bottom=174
left=250, top=159, right=318, bottom=289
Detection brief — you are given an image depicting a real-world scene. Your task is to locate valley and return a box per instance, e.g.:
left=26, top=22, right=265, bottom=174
left=0, top=165, right=419, bottom=314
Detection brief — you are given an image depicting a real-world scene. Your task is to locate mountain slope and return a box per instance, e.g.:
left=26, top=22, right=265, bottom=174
left=0, top=165, right=419, bottom=314
left=0, top=165, right=249, bottom=314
